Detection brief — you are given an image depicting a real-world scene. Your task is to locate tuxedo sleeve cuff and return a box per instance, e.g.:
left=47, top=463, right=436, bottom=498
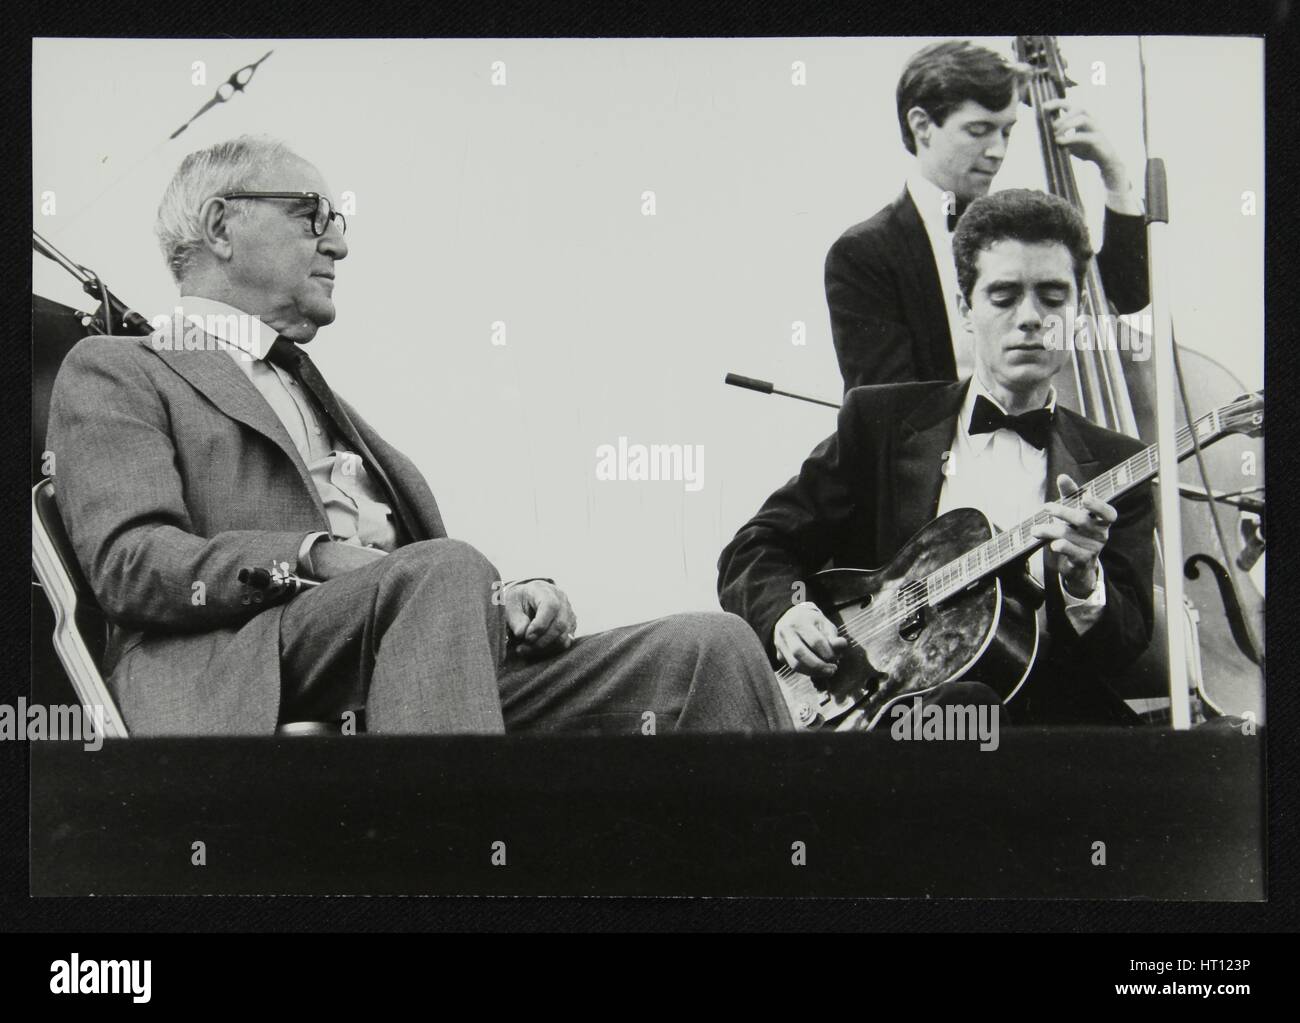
left=1104, top=183, right=1144, bottom=218
left=1061, top=562, right=1107, bottom=634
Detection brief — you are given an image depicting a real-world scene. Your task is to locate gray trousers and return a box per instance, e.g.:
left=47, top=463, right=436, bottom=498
left=276, top=538, right=792, bottom=734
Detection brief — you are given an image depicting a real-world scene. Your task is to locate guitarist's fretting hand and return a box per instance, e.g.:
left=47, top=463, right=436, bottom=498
left=1032, top=473, right=1119, bottom=598
left=774, top=602, right=849, bottom=677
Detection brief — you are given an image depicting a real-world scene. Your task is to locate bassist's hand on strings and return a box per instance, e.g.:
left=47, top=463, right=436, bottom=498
left=774, top=601, right=848, bottom=677
left=1033, top=473, right=1118, bottom=598
left=1039, top=97, right=1134, bottom=200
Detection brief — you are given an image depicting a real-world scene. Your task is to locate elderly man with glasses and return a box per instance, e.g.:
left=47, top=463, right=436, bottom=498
left=45, top=135, right=791, bottom=737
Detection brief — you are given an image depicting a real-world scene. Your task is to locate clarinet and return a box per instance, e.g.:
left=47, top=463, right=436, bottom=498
left=237, top=562, right=322, bottom=605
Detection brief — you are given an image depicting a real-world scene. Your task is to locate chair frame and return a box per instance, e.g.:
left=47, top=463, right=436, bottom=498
left=31, top=477, right=130, bottom=738
left=33, top=478, right=345, bottom=738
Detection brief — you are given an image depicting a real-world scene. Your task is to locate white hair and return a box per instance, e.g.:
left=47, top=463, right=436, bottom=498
left=154, top=135, right=298, bottom=284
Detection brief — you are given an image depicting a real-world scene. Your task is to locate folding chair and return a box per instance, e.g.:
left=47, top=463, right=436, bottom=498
left=32, top=478, right=340, bottom=737
left=31, top=477, right=129, bottom=737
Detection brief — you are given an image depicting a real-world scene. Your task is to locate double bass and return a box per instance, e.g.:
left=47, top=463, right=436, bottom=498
left=1013, top=35, right=1265, bottom=723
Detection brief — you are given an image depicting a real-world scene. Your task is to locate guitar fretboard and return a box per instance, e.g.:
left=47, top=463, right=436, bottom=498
left=923, top=409, right=1224, bottom=607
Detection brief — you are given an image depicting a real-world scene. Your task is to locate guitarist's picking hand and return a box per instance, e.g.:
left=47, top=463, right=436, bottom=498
left=775, top=602, right=848, bottom=677
left=1033, top=473, right=1117, bottom=597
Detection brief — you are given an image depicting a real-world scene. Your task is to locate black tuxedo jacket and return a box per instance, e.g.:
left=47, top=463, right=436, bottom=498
left=825, top=189, right=1151, bottom=391
left=717, top=380, right=1156, bottom=725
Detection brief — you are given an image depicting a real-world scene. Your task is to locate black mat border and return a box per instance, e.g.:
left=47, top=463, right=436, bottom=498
left=5, top=0, right=1296, bottom=931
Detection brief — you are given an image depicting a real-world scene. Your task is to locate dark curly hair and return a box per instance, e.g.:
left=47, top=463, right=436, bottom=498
left=952, top=189, right=1093, bottom=303
left=896, top=41, right=1023, bottom=155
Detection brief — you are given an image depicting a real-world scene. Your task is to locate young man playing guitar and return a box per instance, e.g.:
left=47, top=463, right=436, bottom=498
left=720, top=189, right=1155, bottom=726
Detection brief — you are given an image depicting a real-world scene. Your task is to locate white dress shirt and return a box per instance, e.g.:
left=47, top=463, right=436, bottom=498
left=178, top=296, right=397, bottom=558
left=937, top=375, right=1106, bottom=635
left=906, top=170, right=972, bottom=378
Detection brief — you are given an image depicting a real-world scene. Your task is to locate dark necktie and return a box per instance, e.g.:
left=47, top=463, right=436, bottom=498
left=266, top=337, right=421, bottom=543
left=968, top=393, right=1054, bottom=451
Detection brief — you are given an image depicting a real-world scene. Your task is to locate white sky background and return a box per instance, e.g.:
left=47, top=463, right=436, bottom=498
left=32, top=37, right=1264, bottom=635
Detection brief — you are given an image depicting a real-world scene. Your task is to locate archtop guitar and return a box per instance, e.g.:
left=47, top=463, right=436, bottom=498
left=777, top=392, right=1264, bottom=731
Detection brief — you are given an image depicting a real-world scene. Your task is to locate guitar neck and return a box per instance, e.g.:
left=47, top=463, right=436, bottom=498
left=924, top=408, right=1225, bottom=606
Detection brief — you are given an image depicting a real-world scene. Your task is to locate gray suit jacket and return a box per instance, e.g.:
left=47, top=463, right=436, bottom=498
left=45, top=330, right=448, bottom=735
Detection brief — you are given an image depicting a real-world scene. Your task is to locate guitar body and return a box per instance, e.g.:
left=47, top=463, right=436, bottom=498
left=780, top=508, right=1040, bottom=731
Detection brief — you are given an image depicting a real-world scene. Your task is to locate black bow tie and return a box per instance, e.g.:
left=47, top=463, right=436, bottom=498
left=946, top=200, right=970, bottom=232
left=968, top=393, right=1054, bottom=450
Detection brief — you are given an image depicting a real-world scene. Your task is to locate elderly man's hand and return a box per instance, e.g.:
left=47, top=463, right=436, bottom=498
left=504, top=580, right=577, bottom=657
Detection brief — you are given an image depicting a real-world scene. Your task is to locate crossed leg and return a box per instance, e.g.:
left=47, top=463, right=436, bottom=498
left=275, top=538, right=790, bottom=735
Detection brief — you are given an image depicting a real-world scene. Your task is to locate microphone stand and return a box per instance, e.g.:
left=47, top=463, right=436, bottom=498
left=1177, top=484, right=1265, bottom=517
left=33, top=228, right=154, bottom=337
left=724, top=373, right=841, bottom=410
left=1138, top=40, right=1192, bottom=729
left=1138, top=38, right=1265, bottom=729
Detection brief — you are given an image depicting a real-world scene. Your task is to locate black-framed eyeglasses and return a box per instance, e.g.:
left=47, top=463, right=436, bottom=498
left=220, top=191, right=347, bottom=237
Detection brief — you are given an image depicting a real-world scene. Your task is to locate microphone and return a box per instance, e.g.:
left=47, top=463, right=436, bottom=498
left=1177, top=483, right=1265, bottom=516
left=724, top=373, right=841, bottom=410
left=724, top=373, right=774, bottom=395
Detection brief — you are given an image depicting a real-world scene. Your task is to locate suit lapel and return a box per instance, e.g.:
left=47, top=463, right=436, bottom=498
left=142, top=330, right=329, bottom=524
left=344, top=406, right=444, bottom=541
left=322, top=390, right=425, bottom=544
left=1046, top=409, right=1104, bottom=502
left=893, top=190, right=957, bottom=379
left=892, top=380, right=967, bottom=549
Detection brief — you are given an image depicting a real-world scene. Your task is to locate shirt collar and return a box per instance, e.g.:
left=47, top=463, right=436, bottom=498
left=176, top=295, right=275, bottom=362
left=906, top=167, right=959, bottom=238
left=959, top=372, right=1058, bottom=454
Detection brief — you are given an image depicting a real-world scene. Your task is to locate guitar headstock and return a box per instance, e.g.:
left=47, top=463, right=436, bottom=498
left=1216, top=391, right=1265, bottom=440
